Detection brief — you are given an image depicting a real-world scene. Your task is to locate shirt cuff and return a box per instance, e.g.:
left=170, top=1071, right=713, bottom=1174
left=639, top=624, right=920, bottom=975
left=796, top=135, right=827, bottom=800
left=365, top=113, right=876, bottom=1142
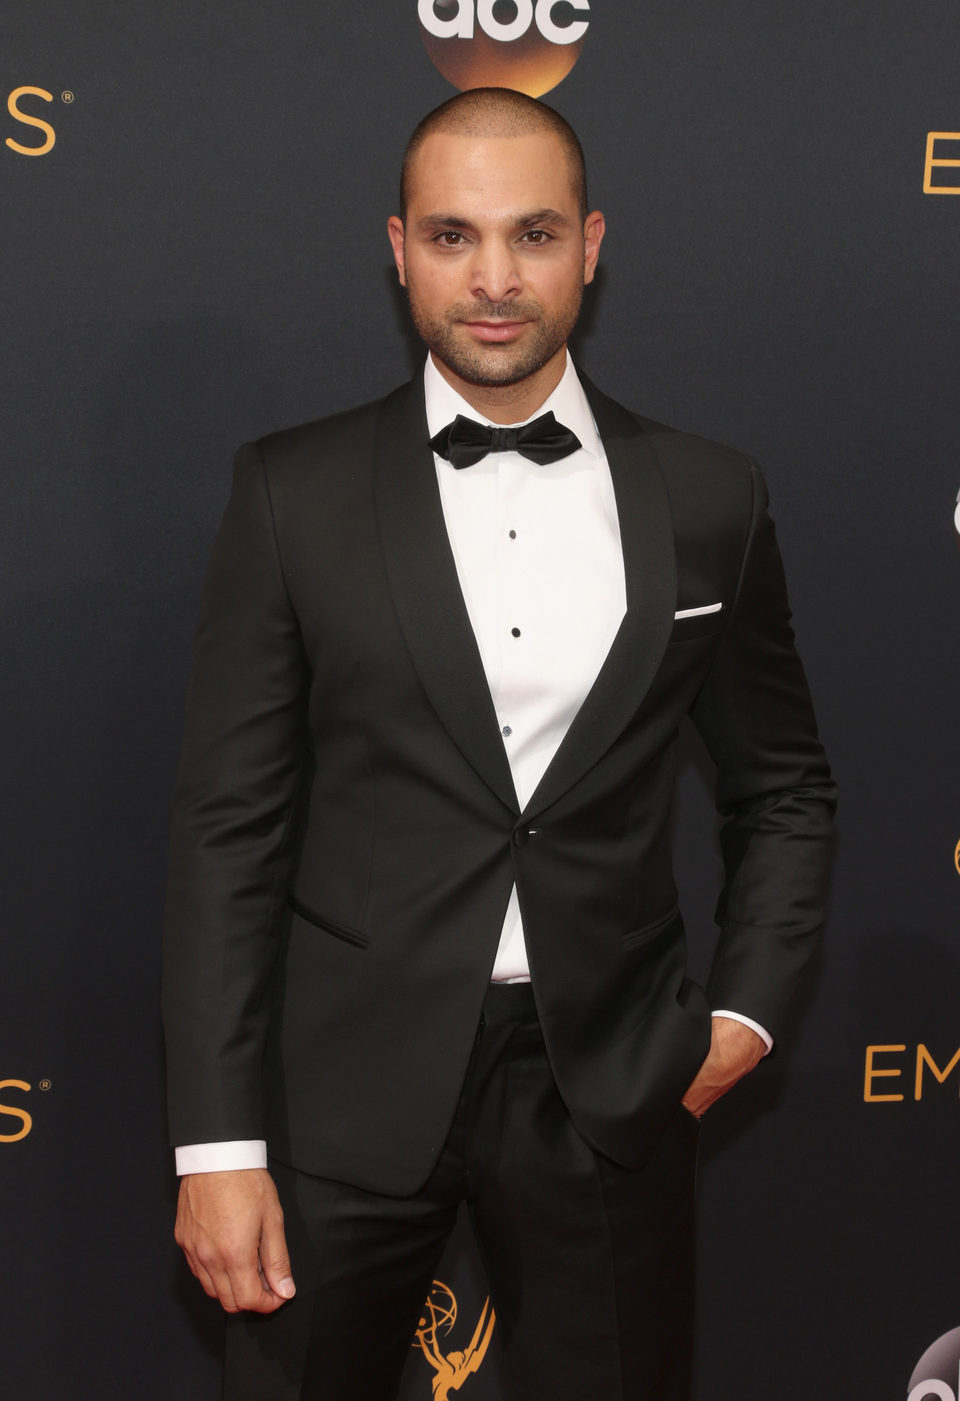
left=711, top=1010, right=773, bottom=1055
left=174, top=1140, right=268, bottom=1175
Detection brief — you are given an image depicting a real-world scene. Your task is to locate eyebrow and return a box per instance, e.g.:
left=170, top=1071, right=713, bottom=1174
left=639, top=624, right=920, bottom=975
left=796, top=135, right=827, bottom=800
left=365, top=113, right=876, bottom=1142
left=415, top=208, right=574, bottom=234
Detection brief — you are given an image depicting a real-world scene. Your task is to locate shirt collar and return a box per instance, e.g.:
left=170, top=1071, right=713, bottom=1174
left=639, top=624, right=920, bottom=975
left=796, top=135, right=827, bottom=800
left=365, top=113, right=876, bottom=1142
left=423, top=350, right=603, bottom=461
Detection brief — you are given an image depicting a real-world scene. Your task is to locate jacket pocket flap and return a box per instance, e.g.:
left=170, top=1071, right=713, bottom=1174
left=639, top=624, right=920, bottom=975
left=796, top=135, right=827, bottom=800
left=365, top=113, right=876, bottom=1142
left=287, top=897, right=370, bottom=949
left=621, top=905, right=681, bottom=949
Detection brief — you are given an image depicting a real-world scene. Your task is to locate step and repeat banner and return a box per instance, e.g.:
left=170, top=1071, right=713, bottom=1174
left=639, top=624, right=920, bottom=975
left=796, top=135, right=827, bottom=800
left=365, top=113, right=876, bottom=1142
left=4, top=3, right=959, bottom=1398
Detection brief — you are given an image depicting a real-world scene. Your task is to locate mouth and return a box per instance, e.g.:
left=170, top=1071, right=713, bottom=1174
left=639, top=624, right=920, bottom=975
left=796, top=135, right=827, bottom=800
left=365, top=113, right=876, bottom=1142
left=461, top=320, right=529, bottom=344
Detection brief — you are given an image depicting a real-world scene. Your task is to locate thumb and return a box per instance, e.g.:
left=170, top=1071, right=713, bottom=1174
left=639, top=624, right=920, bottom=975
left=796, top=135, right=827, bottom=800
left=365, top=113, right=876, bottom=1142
left=259, top=1216, right=296, bottom=1300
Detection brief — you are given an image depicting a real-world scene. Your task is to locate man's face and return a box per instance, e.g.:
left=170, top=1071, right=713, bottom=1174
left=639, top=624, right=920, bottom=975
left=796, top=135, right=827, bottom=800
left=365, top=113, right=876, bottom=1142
left=388, top=130, right=604, bottom=397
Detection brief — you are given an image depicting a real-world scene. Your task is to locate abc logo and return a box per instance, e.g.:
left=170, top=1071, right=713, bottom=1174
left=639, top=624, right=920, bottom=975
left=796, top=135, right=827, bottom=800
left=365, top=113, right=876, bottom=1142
left=909, top=1326, right=960, bottom=1401
left=418, top=0, right=591, bottom=98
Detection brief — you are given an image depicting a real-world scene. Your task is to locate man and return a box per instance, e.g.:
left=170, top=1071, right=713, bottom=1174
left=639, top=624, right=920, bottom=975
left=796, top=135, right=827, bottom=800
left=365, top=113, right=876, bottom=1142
left=163, top=88, right=835, bottom=1400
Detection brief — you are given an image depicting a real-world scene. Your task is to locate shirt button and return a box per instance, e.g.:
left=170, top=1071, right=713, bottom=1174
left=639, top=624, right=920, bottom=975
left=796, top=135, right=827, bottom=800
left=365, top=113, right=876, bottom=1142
left=502, top=725, right=512, bottom=737
left=509, top=530, right=517, bottom=540
left=511, top=627, right=521, bottom=638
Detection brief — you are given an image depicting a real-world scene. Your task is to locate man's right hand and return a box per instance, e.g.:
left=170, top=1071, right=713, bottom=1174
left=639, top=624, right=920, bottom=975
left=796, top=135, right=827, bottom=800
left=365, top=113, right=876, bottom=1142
left=175, top=1168, right=295, bottom=1314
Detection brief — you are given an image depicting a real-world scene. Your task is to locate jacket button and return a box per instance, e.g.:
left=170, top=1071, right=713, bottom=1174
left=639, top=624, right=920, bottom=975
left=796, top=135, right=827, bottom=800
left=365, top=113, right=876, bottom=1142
left=513, top=828, right=529, bottom=848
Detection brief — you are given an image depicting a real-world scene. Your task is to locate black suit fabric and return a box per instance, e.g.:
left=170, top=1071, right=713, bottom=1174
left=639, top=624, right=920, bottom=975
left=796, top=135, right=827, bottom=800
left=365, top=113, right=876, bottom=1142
left=222, top=984, right=699, bottom=1401
left=161, top=374, right=835, bottom=1197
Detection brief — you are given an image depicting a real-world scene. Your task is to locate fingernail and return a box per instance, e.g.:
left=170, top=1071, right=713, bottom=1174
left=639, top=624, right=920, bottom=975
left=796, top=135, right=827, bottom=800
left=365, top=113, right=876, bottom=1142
left=278, top=1278, right=295, bottom=1299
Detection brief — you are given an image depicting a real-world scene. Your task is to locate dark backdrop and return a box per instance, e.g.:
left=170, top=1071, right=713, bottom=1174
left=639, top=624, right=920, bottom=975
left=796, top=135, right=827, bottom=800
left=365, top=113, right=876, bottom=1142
left=4, top=4, right=959, bottom=1397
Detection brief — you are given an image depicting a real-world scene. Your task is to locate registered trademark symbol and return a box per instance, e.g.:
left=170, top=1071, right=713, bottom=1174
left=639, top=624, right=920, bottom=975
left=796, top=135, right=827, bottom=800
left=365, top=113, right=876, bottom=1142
left=61, top=90, right=74, bottom=104
left=39, top=1079, right=52, bottom=1091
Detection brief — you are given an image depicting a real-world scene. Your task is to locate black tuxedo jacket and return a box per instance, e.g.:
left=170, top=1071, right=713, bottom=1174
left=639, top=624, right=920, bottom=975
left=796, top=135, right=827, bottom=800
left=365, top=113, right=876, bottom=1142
left=162, top=373, right=835, bottom=1196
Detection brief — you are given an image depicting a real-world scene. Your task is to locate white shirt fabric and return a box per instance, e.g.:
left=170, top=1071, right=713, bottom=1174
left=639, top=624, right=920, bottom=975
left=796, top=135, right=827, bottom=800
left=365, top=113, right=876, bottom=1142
left=426, top=352, right=626, bottom=982
left=175, top=354, right=769, bottom=1176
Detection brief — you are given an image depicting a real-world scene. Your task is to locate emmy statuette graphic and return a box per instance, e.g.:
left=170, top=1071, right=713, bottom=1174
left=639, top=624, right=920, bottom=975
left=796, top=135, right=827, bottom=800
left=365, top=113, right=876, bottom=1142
left=413, top=1280, right=496, bottom=1398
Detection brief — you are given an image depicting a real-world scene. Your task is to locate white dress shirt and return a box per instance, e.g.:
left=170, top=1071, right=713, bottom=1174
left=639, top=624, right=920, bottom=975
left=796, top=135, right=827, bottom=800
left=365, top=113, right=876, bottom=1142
left=427, top=352, right=626, bottom=981
left=175, top=354, right=769, bottom=1176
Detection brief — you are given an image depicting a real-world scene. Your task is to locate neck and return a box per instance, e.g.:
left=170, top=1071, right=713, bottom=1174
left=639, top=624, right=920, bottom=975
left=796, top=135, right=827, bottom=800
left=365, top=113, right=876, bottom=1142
left=430, top=346, right=567, bottom=425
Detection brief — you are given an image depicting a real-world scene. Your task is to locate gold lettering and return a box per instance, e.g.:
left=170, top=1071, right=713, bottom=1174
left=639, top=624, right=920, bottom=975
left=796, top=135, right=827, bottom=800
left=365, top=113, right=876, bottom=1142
left=5, top=86, right=56, bottom=157
left=924, top=131, right=960, bottom=194
left=863, top=1045, right=905, bottom=1102
left=915, top=1044, right=960, bottom=1099
left=0, top=1079, right=33, bottom=1142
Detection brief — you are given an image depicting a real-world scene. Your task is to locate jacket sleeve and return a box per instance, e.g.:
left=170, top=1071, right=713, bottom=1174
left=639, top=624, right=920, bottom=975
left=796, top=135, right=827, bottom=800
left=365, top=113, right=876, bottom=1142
left=161, top=442, right=309, bottom=1147
left=689, top=461, right=837, bottom=1038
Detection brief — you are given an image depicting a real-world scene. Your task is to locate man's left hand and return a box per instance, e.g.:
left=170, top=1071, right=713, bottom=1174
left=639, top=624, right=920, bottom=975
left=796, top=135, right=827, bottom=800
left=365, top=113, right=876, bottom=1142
left=682, top=1016, right=766, bottom=1119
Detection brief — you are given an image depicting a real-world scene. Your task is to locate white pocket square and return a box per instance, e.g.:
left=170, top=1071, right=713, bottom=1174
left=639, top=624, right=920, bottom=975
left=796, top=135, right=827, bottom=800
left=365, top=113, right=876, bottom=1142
left=673, top=602, right=723, bottom=620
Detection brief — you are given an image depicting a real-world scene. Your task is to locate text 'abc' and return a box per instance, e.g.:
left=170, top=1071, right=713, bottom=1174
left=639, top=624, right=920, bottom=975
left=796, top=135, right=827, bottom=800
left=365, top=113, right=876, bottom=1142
left=419, top=0, right=590, bottom=45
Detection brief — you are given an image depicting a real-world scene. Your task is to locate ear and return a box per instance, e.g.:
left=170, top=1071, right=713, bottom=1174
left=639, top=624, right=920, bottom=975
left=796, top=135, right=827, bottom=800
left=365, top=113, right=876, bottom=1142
left=582, top=210, right=606, bottom=286
left=387, top=216, right=407, bottom=287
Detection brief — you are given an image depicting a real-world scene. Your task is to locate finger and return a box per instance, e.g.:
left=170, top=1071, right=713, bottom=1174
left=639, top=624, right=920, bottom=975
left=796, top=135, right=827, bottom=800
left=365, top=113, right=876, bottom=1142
left=219, top=1245, right=284, bottom=1314
left=183, top=1247, right=240, bottom=1310
left=681, top=1069, right=713, bottom=1111
left=683, top=1084, right=720, bottom=1117
left=234, top=1277, right=286, bottom=1314
left=201, top=1256, right=243, bottom=1313
left=224, top=1232, right=287, bottom=1314
left=176, top=1230, right=223, bottom=1302
left=192, top=1259, right=221, bottom=1301
left=193, top=1235, right=257, bottom=1313
left=258, top=1212, right=296, bottom=1302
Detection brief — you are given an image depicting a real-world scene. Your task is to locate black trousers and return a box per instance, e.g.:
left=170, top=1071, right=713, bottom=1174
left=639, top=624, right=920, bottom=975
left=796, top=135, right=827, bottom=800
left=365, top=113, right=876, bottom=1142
left=223, top=983, right=700, bottom=1401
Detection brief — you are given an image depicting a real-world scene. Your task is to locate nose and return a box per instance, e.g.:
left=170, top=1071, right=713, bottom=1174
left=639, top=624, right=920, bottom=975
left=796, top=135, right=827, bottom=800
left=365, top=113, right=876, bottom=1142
left=468, top=238, right=522, bottom=305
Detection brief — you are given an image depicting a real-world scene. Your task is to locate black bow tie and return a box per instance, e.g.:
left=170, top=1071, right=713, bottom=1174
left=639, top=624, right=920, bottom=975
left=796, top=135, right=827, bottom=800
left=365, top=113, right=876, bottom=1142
left=430, top=411, right=582, bottom=469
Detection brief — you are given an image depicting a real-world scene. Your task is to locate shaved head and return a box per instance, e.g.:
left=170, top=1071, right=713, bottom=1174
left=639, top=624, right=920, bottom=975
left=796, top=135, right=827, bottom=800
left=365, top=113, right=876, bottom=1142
left=400, top=87, right=588, bottom=221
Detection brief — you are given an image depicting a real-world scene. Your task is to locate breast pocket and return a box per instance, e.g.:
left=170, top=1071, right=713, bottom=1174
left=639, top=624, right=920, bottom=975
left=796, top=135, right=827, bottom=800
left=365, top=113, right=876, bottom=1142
left=667, top=604, right=725, bottom=645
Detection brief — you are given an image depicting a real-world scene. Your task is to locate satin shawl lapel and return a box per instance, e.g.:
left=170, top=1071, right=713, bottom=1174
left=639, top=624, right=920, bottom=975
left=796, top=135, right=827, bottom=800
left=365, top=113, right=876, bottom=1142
left=374, top=378, right=519, bottom=815
left=522, top=376, right=678, bottom=820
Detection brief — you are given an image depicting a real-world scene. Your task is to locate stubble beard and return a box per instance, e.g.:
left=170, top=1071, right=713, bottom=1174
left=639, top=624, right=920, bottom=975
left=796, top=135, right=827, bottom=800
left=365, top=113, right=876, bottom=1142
left=405, top=288, right=583, bottom=389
